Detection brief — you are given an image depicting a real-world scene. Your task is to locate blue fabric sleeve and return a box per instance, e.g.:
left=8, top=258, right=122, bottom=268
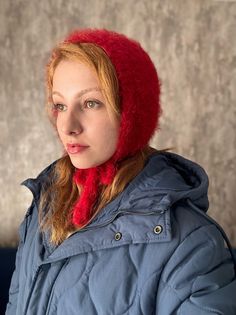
left=156, top=224, right=236, bottom=314
left=5, top=202, right=33, bottom=315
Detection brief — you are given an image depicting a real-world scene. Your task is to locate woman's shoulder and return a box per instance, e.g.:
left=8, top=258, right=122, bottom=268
left=121, top=151, right=235, bottom=259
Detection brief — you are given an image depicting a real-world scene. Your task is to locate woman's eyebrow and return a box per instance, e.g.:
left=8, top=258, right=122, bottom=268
left=52, top=87, right=101, bottom=99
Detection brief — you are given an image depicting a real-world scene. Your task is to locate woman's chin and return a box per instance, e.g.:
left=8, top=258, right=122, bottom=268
left=68, top=155, right=99, bottom=170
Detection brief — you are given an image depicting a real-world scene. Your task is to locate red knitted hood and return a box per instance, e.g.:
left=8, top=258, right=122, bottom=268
left=61, top=29, right=161, bottom=226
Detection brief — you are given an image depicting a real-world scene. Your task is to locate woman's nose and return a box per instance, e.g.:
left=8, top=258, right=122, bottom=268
left=60, top=112, right=82, bottom=135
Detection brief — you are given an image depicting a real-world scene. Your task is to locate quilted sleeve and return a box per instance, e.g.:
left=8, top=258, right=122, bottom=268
left=5, top=240, right=24, bottom=314
left=5, top=202, right=34, bottom=315
left=156, top=224, right=236, bottom=315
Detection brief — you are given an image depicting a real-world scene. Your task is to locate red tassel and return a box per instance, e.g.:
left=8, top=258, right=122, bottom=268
left=72, top=159, right=116, bottom=227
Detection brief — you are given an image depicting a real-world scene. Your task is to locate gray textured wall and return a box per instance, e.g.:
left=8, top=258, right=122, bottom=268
left=0, top=0, right=235, bottom=246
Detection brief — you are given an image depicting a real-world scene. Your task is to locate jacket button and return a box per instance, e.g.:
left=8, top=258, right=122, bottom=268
left=153, top=225, right=163, bottom=234
left=114, top=232, right=122, bottom=241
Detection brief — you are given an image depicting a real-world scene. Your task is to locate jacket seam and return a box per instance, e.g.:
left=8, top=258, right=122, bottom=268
left=178, top=297, right=223, bottom=315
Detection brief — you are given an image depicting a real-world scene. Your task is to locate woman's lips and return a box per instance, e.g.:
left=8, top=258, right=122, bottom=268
left=66, top=143, right=89, bottom=154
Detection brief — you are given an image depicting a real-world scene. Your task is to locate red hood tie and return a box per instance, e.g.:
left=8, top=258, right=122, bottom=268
left=72, top=159, right=116, bottom=226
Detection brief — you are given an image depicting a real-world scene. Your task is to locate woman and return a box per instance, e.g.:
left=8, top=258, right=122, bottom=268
left=6, top=29, right=236, bottom=314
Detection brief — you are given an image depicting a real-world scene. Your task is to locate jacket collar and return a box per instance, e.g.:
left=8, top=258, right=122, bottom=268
left=22, top=152, right=209, bottom=263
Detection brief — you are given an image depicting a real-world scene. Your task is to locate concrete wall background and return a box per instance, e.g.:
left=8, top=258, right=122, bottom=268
left=0, top=0, right=235, bottom=246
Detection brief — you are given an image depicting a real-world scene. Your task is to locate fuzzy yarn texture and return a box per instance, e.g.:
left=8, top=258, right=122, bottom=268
left=63, top=29, right=161, bottom=226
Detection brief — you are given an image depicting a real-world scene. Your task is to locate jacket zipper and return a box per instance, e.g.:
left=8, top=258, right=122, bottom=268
left=23, top=266, right=42, bottom=315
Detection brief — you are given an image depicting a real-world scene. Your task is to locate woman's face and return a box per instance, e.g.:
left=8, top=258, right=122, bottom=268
left=52, top=60, right=119, bottom=169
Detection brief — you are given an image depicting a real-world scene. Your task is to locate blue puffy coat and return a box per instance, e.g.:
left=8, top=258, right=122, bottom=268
left=6, top=152, right=236, bottom=314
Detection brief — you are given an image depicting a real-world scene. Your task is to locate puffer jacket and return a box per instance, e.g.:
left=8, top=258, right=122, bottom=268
left=6, top=152, right=236, bottom=315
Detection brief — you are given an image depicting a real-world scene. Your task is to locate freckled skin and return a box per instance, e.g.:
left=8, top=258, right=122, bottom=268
left=52, top=60, right=120, bottom=169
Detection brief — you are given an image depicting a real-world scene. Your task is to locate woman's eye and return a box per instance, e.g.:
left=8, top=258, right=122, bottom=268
left=53, top=103, right=67, bottom=112
left=85, top=100, right=101, bottom=109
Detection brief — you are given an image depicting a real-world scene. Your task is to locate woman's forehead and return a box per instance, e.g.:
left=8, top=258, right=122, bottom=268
left=52, top=60, right=101, bottom=93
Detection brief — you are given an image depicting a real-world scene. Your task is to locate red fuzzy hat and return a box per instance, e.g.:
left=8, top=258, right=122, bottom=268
left=63, top=29, right=161, bottom=226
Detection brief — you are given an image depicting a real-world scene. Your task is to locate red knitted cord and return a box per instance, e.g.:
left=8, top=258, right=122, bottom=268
left=72, top=160, right=116, bottom=226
